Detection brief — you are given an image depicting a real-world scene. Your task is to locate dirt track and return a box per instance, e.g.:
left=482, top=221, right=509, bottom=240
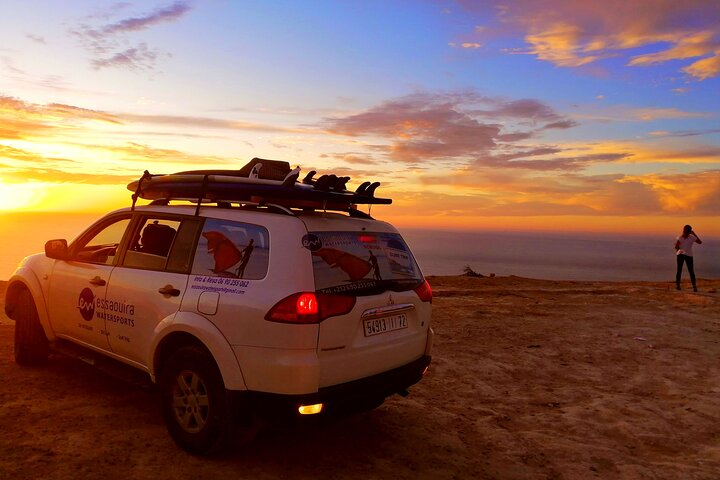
left=1, top=276, right=719, bottom=480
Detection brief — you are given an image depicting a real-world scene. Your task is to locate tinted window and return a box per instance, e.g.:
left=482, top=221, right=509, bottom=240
left=72, top=217, right=131, bottom=265
left=309, top=231, right=422, bottom=295
left=191, top=219, right=269, bottom=280
left=123, top=218, right=181, bottom=271
left=166, top=219, right=202, bottom=273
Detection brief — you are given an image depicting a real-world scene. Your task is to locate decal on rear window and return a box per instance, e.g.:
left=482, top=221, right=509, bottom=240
left=310, top=231, right=422, bottom=295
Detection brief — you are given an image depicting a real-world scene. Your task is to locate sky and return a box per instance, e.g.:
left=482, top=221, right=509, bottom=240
left=0, top=0, right=719, bottom=235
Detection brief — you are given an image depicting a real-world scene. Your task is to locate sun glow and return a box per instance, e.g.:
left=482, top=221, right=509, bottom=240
left=0, top=181, right=129, bottom=212
left=0, top=182, right=49, bottom=211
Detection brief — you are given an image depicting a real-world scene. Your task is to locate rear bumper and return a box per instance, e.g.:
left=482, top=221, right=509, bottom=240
left=238, top=355, right=431, bottom=419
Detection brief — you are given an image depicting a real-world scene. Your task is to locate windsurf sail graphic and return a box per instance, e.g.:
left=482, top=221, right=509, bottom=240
left=202, top=231, right=242, bottom=274
left=312, top=248, right=372, bottom=281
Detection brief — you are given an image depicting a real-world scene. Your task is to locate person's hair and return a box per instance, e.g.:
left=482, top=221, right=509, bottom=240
left=683, top=224, right=692, bottom=234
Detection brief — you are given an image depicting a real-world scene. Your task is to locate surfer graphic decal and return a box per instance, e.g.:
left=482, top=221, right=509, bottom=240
left=193, top=220, right=269, bottom=280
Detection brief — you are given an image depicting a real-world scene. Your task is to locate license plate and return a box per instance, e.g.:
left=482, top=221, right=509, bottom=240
left=363, top=313, right=408, bottom=337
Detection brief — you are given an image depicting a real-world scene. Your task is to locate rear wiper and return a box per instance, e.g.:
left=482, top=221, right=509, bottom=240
left=386, top=279, right=423, bottom=292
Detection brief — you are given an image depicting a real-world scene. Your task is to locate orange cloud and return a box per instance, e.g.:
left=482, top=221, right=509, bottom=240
left=323, top=91, right=576, bottom=163
left=683, top=52, right=720, bottom=80
left=0, top=96, right=119, bottom=123
left=0, top=95, right=250, bottom=189
left=571, top=105, right=711, bottom=122
left=2, top=91, right=716, bottom=225
left=0, top=95, right=120, bottom=140
left=523, top=22, right=610, bottom=67
left=405, top=167, right=719, bottom=218
left=327, top=153, right=377, bottom=165
left=0, top=163, right=134, bottom=185
left=86, top=142, right=229, bottom=165
left=118, top=113, right=311, bottom=134
left=626, top=171, right=720, bottom=214
left=0, top=96, right=307, bottom=170
left=628, top=31, right=716, bottom=66
left=458, top=0, right=720, bottom=79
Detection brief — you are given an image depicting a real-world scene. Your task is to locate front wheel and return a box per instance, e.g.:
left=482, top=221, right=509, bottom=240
left=14, top=289, right=49, bottom=366
left=159, top=346, right=236, bottom=455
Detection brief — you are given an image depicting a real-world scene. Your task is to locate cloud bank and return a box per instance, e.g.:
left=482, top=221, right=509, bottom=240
left=321, top=90, right=718, bottom=216
left=323, top=91, right=579, bottom=168
left=1, top=92, right=717, bottom=218
left=73, top=1, right=192, bottom=70
left=454, top=0, right=720, bottom=80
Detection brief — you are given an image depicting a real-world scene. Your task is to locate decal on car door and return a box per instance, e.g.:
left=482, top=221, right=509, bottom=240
left=190, top=218, right=269, bottom=294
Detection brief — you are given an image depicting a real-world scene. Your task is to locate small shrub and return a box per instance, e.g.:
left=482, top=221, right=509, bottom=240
left=462, top=265, right=483, bottom=277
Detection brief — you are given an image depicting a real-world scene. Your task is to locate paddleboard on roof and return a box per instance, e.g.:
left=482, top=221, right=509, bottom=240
left=127, top=158, right=392, bottom=207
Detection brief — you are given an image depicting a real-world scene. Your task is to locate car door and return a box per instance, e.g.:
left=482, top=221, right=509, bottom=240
left=47, top=213, right=133, bottom=350
left=103, top=214, right=201, bottom=365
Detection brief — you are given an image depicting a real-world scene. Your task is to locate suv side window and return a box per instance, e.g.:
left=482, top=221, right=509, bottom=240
left=123, top=217, right=179, bottom=271
left=120, top=216, right=202, bottom=273
left=72, top=216, right=132, bottom=265
left=192, top=218, right=269, bottom=279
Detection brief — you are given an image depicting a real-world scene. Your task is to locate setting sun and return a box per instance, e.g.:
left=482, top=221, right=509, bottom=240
left=0, top=182, right=48, bottom=211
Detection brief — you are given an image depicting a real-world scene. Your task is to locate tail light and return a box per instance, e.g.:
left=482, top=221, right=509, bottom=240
left=265, top=292, right=356, bottom=324
left=414, top=280, right=432, bottom=303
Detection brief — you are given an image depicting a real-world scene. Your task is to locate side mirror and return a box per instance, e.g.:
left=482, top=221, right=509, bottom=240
left=45, top=239, right=69, bottom=260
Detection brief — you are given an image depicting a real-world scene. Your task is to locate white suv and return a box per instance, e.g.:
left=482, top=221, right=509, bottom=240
left=5, top=169, right=433, bottom=454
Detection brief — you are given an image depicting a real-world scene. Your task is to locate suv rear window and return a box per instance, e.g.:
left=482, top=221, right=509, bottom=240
left=192, top=218, right=270, bottom=280
left=308, top=231, right=423, bottom=295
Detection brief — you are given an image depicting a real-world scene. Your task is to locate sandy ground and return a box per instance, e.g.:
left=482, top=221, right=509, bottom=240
left=1, top=276, right=719, bottom=480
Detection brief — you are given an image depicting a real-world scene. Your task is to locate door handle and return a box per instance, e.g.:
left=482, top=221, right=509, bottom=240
left=158, top=285, right=181, bottom=297
left=89, top=276, right=106, bottom=286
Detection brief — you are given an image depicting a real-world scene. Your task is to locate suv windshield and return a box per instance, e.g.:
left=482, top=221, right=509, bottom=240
left=308, top=231, right=423, bottom=295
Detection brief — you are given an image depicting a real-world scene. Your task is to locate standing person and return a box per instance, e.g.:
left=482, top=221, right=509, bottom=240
left=368, top=251, right=381, bottom=281
left=675, top=225, right=702, bottom=292
left=236, top=238, right=255, bottom=279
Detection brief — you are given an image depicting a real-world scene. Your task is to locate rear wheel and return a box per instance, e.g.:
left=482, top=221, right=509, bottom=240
left=159, top=346, right=236, bottom=455
left=14, top=289, right=49, bottom=366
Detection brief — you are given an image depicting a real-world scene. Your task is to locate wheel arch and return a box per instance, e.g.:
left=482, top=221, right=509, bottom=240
left=150, top=313, right=247, bottom=391
left=5, top=272, right=56, bottom=341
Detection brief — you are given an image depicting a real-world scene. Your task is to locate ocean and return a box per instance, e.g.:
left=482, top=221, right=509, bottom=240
left=0, top=212, right=104, bottom=281
left=400, top=228, right=720, bottom=282
left=1, top=212, right=717, bottom=282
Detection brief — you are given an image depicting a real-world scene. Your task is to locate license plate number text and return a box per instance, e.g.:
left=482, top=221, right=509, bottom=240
left=363, top=314, right=408, bottom=337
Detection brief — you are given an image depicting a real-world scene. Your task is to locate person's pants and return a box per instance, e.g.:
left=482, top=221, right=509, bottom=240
left=676, top=254, right=696, bottom=287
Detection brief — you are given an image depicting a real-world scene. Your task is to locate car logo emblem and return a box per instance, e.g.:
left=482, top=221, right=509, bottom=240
left=388, top=294, right=394, bottom=306
left=77, top=288, right=96, bottom=322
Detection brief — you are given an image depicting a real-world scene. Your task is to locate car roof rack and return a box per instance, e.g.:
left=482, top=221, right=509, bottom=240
left=147, top=198, right=295, bottom=216
left=129, top=158, right=390, bottom=219
left=145, top=196, right=376, bottom=219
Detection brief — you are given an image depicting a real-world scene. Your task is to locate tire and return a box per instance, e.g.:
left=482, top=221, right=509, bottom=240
left=159, top=346, right=236, bottom=455
left=14, top=289, right=49, bottom=366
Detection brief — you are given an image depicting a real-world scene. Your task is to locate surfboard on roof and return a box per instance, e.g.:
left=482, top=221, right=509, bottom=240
left=126, top=158, right=392, bottom=208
